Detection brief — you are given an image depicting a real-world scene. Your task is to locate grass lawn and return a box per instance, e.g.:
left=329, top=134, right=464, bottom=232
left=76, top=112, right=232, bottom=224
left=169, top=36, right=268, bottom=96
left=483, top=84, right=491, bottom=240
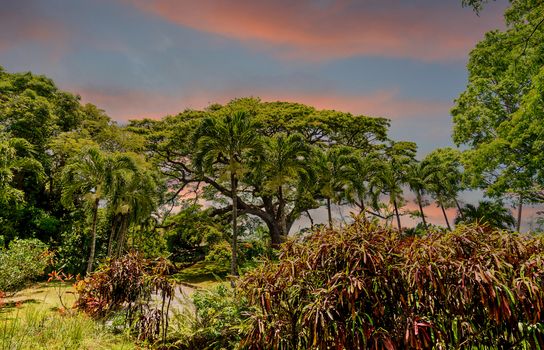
left=173, top=260, right=229, bottom=289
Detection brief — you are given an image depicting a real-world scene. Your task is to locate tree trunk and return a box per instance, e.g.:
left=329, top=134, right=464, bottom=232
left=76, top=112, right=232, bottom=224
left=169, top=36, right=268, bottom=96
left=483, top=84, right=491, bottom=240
left=440, top=202, right=452, bottom=231
left=305, top=210, right=315, bottom=228
left=278, top=186, right=288, bottom=236
left=454, top=198, right=465, bottom=220
left=86, top=198, right=100, bottom=275
left=107, top=215, right=119, bottom=258
left=268, top=221, right=283, bottom=249
left=517, top=193, right=523, bottom=232
left=393, top=199, right=402, bottom=232
left=231, top=173, right=239, bottom=278
left=326, top=197, right=333, bottom=229
left=116, top=214, right=129, bottom=257
left=358, top=199, right=366, bottom=220
left=416, top=191, right=427, bottom=229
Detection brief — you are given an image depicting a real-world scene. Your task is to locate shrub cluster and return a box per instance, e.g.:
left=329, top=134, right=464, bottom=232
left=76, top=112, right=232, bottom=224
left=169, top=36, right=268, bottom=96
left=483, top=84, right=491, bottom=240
left=241, top=221, right=544, bottom=349
left=74, top=252, right=175, bottom=344
left=0, top=238, right=51, bottom=293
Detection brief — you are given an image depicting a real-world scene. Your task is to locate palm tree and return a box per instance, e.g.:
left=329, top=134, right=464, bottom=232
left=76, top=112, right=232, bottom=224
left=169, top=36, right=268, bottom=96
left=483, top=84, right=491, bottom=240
left=455, top=200, right=516, bottom=230
left=422, top=148, right=463, bottom=231
left=107, top=156, right=158, bottom=257
left=406, top=160, right=429, bottom=229
left=344, top=152, right=382, bottom=220
left=373, top=142, right=417, bottom=231
left=314, top=146, right=357, bottom=229
left=61, top=147, right=109, bottom=274
left=61, top=147, right=136, bottom=273
left=193, top=111, right=259, bottom=277
left=258, top=132, right=310, bottom=235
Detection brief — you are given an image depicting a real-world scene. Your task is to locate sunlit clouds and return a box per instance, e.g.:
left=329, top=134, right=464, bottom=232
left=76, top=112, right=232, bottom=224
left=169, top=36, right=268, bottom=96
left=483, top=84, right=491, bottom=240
left=126, top=0, right=504, bottom=62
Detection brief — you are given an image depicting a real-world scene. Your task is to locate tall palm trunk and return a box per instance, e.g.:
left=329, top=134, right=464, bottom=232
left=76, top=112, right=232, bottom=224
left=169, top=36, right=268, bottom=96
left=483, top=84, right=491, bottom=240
left=231, top=173, right=239, bottom=278
left=278, top=186, right=288, bottom=235
left=116, top=214, right=129, bottom=257
left=107, top=215, right=120, bottom=257
left=440, top=201, right=451, bottom=230
left=393, top=198, right=402, bottom=232
left=86, top=198, right=100, bottom=274
left=454, top=198, right=465, bottom=220
left=416, top=190, right=427, bottom=229
left=516, top=194, right=523, bottom=232
left=326, top=197, right=333, bottom=229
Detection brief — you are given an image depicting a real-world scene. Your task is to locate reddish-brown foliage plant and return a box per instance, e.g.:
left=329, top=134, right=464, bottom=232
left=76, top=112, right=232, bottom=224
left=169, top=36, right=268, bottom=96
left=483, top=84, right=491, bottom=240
left=241, top=221, right=544, bottom=349
left=74, top=252, right=175, bottom=343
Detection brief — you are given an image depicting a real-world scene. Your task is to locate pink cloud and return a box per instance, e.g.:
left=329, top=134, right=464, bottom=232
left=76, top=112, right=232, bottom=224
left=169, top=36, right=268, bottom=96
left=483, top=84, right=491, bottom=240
left=70, top=85, right=450, bottom=122
left=125, top=0, right=504, bottom=62
left=0, top=9, right=69, bottom=57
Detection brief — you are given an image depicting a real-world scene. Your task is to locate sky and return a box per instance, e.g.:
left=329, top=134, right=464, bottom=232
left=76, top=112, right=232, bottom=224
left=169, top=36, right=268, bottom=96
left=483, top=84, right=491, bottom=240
left=4, top=0, right=537, bottom=229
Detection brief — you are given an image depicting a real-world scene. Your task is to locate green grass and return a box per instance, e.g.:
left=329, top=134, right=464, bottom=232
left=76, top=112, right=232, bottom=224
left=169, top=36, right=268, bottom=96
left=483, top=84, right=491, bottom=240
left=173, top=261, right=229, bottom=289
left=1, top=283, right=136, bottom=350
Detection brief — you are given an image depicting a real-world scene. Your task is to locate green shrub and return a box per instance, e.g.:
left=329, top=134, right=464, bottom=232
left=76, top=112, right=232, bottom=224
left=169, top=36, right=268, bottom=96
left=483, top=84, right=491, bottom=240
left=204, top=241, right=231, bottom=264
left=170, top=285, right=248, bottom=350
left=241, top=221, right=544, bottom=349
left=0, top=238, right=50, bottom=293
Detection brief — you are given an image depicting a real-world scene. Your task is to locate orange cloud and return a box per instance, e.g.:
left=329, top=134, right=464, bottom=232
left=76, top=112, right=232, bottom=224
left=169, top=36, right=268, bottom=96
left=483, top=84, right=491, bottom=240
left=125, top=0, right=503, bottom=62
left=71, top=85, right=450, bottom=122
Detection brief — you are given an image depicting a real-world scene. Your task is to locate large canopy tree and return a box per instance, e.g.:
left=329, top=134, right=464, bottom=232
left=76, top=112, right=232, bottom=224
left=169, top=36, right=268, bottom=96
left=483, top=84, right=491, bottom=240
left=134, top=98, right=390, bottom=246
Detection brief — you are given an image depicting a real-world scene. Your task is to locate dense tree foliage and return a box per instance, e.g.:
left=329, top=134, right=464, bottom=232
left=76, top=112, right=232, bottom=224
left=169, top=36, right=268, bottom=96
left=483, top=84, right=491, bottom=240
left=0, top=66, right=163, bottom=275
left=452, top=0, right=544, bottom=230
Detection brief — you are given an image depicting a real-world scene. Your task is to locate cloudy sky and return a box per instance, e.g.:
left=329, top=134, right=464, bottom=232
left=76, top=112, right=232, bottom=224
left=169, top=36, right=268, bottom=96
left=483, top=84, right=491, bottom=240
left=5, top=0, right=535, bottom=228
left=0, top=0, right=509, bottom=154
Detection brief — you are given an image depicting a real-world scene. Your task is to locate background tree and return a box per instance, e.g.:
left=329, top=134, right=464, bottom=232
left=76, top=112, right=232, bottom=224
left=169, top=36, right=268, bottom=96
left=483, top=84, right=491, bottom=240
left=139, top=98, right=390, bottom=247
left=451, top=0, right=544, bottom=231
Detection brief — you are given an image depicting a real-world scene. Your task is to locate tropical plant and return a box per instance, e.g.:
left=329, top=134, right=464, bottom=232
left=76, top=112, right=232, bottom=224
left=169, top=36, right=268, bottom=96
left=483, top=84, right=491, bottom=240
left=74, top=252, right=175, bottom=344
left=241, top=221, right=544, bottom=349
left=455, top=200, right=517, bottom=230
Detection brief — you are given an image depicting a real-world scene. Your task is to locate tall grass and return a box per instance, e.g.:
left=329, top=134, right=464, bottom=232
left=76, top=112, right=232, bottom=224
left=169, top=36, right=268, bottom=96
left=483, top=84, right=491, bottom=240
left=1, top=292, right=135, bottom=350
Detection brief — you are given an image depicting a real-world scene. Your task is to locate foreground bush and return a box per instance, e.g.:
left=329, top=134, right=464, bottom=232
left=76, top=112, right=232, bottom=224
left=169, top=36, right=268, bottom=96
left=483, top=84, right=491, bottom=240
left=241, top=222, right=544, bottom=349
left=0, top=238, right=51, bottom=293
left=74, top=252, right=175, bottom=344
